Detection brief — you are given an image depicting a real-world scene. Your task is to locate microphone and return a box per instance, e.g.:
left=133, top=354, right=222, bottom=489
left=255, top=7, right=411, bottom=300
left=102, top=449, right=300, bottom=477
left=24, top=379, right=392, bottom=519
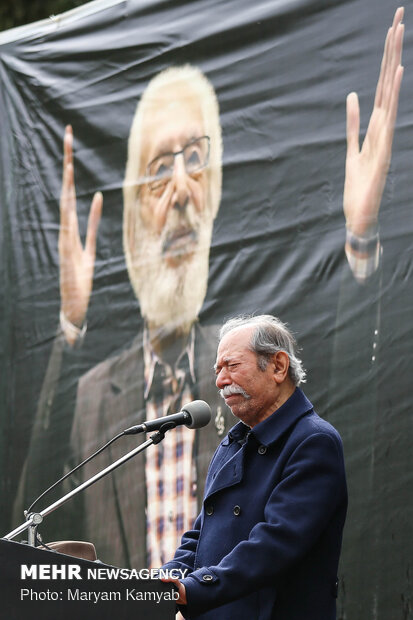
left=123, top=400, right=211, bottom=435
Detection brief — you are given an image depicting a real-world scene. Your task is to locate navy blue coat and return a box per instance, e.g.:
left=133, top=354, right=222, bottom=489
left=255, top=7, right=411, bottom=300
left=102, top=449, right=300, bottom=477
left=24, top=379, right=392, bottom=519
left=164, top=388, right=347, bottom=619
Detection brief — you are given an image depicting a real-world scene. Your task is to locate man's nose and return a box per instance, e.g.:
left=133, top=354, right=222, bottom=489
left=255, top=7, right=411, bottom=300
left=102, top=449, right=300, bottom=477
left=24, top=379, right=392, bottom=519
left=216, top=367, right=231, bottom=389
left=171, top=153, right=190, bottom=211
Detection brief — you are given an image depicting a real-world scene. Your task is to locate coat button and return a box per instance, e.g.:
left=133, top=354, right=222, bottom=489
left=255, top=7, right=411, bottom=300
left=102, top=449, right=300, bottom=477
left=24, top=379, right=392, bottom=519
left=258, top=445, right=267, bottom=455
left=202, top=574, right=213, bottom=582
left=205, top=505, right=214, bottom=516
left=233, top=505, right=241, bottom=516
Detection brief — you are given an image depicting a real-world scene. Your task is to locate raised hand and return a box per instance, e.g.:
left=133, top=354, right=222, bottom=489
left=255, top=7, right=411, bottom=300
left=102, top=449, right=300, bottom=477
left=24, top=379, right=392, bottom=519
left=344, top=7, right=404, bottom=237
left=58, top=125, right=103, bottom=344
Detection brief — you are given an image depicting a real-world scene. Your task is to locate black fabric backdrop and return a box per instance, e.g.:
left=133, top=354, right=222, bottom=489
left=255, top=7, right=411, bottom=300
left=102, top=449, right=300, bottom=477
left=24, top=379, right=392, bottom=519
left=0, top=0, right=412, bottom=617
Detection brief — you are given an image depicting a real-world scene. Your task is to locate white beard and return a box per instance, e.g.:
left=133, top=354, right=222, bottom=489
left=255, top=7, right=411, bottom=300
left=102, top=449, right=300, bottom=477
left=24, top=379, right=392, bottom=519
left=128, top=204, right=213, bottom=331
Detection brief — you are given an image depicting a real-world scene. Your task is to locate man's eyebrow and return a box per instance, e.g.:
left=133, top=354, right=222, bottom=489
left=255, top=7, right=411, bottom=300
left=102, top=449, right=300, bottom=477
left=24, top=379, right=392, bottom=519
left=213, top=356, right=232, bottom=372
left=151, top=132, right=202, bottom=158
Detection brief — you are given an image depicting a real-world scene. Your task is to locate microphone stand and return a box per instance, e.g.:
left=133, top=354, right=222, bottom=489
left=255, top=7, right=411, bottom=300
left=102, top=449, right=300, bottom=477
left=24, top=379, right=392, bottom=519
left=3, top=422, right=176, bottom=546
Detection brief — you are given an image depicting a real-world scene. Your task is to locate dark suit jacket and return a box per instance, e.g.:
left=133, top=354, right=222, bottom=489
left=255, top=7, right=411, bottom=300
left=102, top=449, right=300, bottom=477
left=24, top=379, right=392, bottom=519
left=164, top=388, right=347, bottom=620
left=70, top=322, right=233, bottom=568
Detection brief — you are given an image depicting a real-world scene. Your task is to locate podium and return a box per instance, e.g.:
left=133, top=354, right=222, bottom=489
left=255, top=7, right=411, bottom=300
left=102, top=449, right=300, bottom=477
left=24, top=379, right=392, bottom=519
left=0, top=539, right=177, bottom=619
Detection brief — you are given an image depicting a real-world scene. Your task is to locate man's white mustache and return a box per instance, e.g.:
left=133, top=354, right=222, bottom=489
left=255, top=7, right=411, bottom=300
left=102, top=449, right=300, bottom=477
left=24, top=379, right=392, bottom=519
left=220, top=384, right=251, bottom=400
left=162, top=227, right=197, bottom=254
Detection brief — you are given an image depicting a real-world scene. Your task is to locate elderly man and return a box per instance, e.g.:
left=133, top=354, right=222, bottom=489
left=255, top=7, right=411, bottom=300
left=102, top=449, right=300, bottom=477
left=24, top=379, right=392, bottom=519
left=163, top=315, right=347, bottom=620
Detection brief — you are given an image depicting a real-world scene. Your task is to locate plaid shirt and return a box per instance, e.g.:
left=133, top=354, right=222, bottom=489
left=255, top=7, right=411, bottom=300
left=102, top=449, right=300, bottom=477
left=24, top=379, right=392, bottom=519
left=143, top=326, right=198, bottom=568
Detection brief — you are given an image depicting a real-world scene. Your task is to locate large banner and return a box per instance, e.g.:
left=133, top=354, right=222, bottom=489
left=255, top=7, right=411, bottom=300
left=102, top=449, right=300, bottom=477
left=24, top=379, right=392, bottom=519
left=0, top=0, right=412, bottom=617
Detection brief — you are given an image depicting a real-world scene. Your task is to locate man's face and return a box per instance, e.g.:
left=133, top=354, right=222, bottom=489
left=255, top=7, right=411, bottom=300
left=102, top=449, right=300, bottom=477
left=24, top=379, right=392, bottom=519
left=127, top=84, right=216, bottom=330
left=139, top=91, right=209, bottom=266
left=215, top=327, right=281, bottom=428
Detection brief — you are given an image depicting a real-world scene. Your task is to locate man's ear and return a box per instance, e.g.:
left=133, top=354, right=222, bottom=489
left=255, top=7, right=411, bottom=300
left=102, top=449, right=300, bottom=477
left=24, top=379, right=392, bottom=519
left=272, top=351, right=290, bottom=384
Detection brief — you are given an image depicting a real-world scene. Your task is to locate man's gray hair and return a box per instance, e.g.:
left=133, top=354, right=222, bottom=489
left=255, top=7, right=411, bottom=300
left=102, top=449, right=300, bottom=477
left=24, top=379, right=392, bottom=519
left=219, top=315, right=306, bottom=386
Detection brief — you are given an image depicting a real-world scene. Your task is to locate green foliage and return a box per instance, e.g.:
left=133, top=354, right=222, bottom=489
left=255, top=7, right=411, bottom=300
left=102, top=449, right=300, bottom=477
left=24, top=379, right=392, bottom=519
left=0, top=0, right=90, bottom=32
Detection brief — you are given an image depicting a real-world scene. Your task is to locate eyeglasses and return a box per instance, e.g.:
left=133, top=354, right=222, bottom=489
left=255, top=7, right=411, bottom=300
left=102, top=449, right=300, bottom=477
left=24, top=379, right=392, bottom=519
left=145, top=136, right=210, bottom=191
